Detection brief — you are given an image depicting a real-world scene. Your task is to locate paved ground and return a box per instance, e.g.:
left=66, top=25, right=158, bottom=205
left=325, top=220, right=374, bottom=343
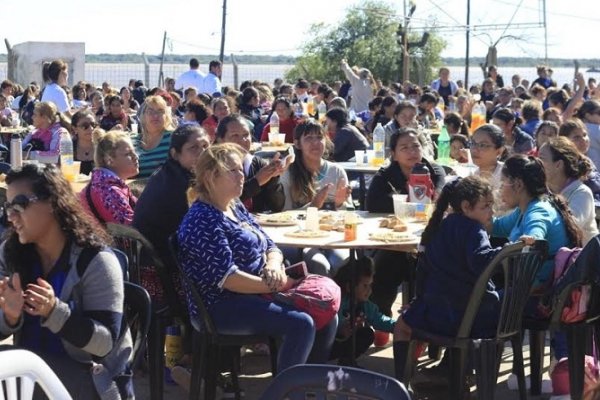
left=133, top=290, right=556, bottom=400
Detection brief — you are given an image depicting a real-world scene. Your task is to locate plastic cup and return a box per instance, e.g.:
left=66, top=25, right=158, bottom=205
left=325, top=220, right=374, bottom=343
left=354, top=150, right=365, bottom=165
left=278, top=133, right=286, bottom=145
left=62, top=161, right=81, bottom=182
left=398, top=202, right=417, bottom=221
left=268, top=132, right=278, bottom=144
left=366, top=150, right=375, bottom=165
left=373, top=331, right=390, bottom=347
left=392, top=194, right=408, bottom=218
left=130, top=123, right=138, bottom=134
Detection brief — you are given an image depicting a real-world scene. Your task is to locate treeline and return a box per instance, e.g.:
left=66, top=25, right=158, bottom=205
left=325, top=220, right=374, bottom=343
left=442, top=57, right=600, bottom=67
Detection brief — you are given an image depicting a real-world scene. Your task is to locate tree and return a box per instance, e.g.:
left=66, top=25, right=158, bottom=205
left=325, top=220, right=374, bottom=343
left=286, top=1, right=447, bottom=85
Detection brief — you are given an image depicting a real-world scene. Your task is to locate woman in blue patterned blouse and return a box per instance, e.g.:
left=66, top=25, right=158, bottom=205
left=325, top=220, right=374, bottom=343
left=177, top=143, right=337, bottom=373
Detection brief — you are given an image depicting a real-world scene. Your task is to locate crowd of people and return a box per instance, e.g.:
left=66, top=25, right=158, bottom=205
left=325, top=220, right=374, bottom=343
left=0, top=57, right=599, bottom=398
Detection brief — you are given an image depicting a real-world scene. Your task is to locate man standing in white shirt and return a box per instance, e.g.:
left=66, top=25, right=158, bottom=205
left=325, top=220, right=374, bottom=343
left=201, top=60, right=222, bottom=96
left=175, top=58, right=205, bottom=92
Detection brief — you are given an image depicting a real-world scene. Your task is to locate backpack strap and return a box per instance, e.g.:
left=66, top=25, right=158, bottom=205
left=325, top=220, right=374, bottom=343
left=76, top=246, right=100, bottom=278
left=85, top=184, right=106, bottom=225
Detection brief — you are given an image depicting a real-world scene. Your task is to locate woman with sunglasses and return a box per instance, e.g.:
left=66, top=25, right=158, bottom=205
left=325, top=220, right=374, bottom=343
left=80, top=130, right=139, bottom=225
left=71, top=109, right=97, bottom=175
left=0, top=164, right=133, bottom=399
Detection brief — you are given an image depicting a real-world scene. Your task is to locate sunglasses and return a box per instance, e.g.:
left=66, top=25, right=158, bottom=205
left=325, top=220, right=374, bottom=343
left=3, top=194, right=41, bottom=218
left=77, top=122, right=96, bottom=130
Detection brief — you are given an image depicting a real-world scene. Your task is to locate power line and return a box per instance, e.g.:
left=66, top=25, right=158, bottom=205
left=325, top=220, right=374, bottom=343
left=489, top=0, right=600, bottom=22
left=425, top=0, right=488, bottom=46
left=498, top=0, right=525, bottom=42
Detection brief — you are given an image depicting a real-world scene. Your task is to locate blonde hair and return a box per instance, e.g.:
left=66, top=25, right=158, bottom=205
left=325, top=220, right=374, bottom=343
left=188, top=143, right=244, bottom=204
left=34, top=101, right=71, bottom=132
left=93, top=129, right=133, bottom=168
left=142, top=95, right=176, bottom=133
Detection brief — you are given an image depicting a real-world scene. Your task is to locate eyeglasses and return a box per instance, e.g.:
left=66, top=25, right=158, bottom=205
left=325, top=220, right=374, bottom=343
left=145, top=108, right=166, bottom=117
left=470, top=141, right=496, bottom=150
left=3, top=194, right=40, bottom=218
left=77, top=122, right=96, bottom=130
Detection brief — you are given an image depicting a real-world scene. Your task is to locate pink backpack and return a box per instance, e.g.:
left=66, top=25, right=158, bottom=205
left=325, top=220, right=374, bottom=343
left=265, top=274, right=341, bottom=330
left=542, top=247, right=590, bottom=323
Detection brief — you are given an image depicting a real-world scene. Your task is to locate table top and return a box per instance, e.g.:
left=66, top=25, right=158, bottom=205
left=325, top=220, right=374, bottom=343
left=259, top=210, right=423, bottom=252
left=251, top=142, right=291, bottom=154
left=336, top=162, right=381, bottom=174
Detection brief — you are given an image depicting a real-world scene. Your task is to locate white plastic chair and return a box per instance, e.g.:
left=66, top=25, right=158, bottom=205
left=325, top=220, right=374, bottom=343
left=0, top=349, right=72, bottom=400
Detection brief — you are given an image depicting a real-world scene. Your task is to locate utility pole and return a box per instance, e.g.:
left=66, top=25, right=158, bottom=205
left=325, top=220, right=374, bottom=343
left=465, top=0, right=471, bottom=88
left=402, top=0, right=409, bottom=82
left=158, top=31, right=167, bottom=88
left=542, top=0, right=548, bottom=63
left=219, top=0, right=227, bottom=63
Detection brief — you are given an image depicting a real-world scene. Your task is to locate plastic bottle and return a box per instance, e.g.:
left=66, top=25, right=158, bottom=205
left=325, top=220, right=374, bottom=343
left=408, top=163, right=434, bottom=204
left=164, top=325, right=183, bottom=384
left=59, top=130, right=74, bottom=166
left=306, top=207, right=319, bottom=232
left=436, top=125, right=451, bottom=165
left=372, top=123, right=385, bottom=166
left=470, top=102, right=486, bottom=132
left=344, top=209, right=358, bottom=241
left=269, top=112, right=279, bottom=135
left=448, top=98, right=457, bottom=113
left=10, top=133, right=22, bottom=169
left=317, top=101, right=327, bottom=123
left=437, top=96, right=445, bottom=113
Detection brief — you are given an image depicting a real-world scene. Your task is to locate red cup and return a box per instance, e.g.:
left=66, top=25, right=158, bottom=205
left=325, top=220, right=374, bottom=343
left=373, top=330, right=390, bottom=347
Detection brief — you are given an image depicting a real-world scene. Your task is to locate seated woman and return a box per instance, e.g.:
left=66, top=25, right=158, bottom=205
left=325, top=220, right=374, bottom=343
left=279, top=120, right=352, bottom=275
left=470, top=124, right=505, bottom=190
left=325, top=108, right=369, bottom=162
left=133, top=124, right=210, bottom=300
left=559, top=118, right=600, bottom=204
left=181, top=98, right=209, bottom=127
left=80, top=130, right=139, bottom=225
left=238, top=87, right=264, bottom=141
left=22, top=102, right=70, bottom=157
left=177, top=143, right=337, bottom=373
left=216, top=114, right=287, bottom=213
left=71, top=109, right=97, bottom=175
left=393, top=176, right=503, bottom=379
left=383, top=101, right=435, bottom=160
left=99, top=94, right=132, bottom=132
left=538, top=137, right=598, bottom=244
left=450, top=134, right=469, bottom=164
left=202, top=97, right=232, bottom=143
left=366, top=128, right=445, bottom=315
left=533, top=120, right=559, bottom=155
left=135, top=95, right=176, bottom=178
left=260, top=97, right=299, bottom=143
left=492, top=108, right=534, bottom=158
left=0, top=164, right=132, bottom=399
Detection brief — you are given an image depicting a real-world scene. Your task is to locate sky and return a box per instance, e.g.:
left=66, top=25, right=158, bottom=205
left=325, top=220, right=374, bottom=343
left=2, top=0, right=599, bottom=60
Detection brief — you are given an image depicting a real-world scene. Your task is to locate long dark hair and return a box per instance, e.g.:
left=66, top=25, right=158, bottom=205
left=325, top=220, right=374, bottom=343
left=334, top=256, right=374, bottom=297
left=289, top=120, right=327, bottom=206
left=421, top=176, right=493, bottom=245
left=502, top=155, right=582, bottom=247
left=3, top=164, right=111, bottom=277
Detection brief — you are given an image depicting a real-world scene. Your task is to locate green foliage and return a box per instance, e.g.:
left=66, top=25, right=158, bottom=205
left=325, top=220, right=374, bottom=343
left=285, top=1, right=447, bottom=85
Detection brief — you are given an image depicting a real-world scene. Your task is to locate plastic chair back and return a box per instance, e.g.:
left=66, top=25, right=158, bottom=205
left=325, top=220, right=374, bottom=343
left=168, top=234, right=217, bottom=336
left=0, top=349, right=72, bottom=399
left=112, top=247, right=129, bottom=282
left=457, top=240, right=548, bottom=340
left=259, top=364, right=411, bottom=400
left=123, top=281, right=152, bottom=368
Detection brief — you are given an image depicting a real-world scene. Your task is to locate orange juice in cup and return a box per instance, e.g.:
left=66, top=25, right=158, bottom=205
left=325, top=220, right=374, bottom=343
left=61, top=161, right=81, bottom=182
left=307, top=100, right=315, bottom=116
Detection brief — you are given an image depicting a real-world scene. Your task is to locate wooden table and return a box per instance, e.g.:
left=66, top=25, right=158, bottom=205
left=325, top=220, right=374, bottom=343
left=336, top=162, right=381, bottom=211
left=260, top=210, right=424, bottom=364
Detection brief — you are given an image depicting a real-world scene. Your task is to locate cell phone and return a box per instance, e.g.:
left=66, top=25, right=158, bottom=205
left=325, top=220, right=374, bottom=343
left=285, top=261, right=308, bottom=279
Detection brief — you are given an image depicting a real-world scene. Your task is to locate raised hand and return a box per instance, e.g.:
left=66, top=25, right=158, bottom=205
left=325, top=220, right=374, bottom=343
left=334, top=178, right=352, bottom=207
left=0, top=273, right=25, bottom=326
left=311, top=183, right=333, bottom=209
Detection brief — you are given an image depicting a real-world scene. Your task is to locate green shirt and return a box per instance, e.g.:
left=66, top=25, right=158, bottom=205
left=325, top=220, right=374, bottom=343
left=135, top=131, right=172, bottom=178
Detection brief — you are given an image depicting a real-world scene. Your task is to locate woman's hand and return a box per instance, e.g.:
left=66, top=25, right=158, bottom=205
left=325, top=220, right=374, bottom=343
left=24, top=278, right=57, bottom=319
left=519, top=235, right=536, bottom=246
left=311, top=183, right=333, bottom=209
left=255, top=162, right=279, bottom=186
left=0, top=273, right=24, bottom=326
left=261, top=265, right=287, bottom=292
left=334, top=179, right=352, bottom=208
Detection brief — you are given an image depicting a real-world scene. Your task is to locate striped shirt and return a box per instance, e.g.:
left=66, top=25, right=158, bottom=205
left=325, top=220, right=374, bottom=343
left=134, top=131, right=172, bottom=178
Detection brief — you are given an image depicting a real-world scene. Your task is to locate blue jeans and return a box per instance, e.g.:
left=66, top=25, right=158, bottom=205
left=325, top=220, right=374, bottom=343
left=210, top=294, right=337, bottom=373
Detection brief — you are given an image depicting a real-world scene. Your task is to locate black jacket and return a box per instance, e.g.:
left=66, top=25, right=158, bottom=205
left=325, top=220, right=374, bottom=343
left=332, top=124, right=369, bottom=162
left=366, top=158, right=446, bottom=213
left=241, top=155, right=285, bottom=213
left=133, top=159, right=192, bottom=268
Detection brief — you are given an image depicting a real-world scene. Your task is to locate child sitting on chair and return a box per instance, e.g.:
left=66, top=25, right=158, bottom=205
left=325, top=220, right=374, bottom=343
left=330, top=256, right=397, bottom=365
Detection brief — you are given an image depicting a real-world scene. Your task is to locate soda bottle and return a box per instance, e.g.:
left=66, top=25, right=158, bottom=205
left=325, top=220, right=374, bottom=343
left=344, top=209, right=358, bottom=241
left=372, top=123, right=385, bottom=166
left=470, top=102, right=486, bottom=132
left=317, top=101, right=327, bottom=123
left=436, top=125, right=451, bottom=165
left=408, top=163, right=434, bottom=204
left=269, top=112, right=279, bottom=135
left=164, top=325, right=183, bottom=384
left=10, top=133, right=22, bottom=169
left=59, top=130, right=74, bottom=166
left=437, top=96, right=445, bottom=114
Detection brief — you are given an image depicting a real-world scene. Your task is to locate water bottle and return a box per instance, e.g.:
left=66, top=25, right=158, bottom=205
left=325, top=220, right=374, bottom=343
left=59, top=130, right=74, bottom=166
left=10, top=133, right=22, bottom=169
left=317, top=101, right=327, bottom=123
left=269, top=112, right=279, bottom=135
left=436, top=125, right=451, bottom=165
left=437, top=96, right=445, bottom=114
left=372, top=123, right=385, bottom=166
left=164, top=325, right=183, bottom=384
left=408, top=163, right=434, bottom=204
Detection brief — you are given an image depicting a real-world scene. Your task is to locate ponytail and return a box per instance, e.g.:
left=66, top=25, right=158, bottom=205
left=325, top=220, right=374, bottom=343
left=547, top=192, right=582, bottom=248
left=421, top=180, right=457, bottom=246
